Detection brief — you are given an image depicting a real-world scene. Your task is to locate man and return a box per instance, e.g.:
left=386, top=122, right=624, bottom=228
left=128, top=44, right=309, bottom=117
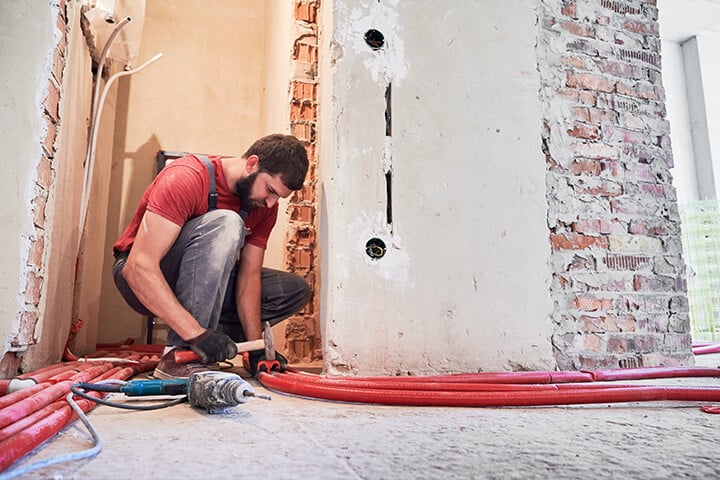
left=112, top=134, right=311, bottom=378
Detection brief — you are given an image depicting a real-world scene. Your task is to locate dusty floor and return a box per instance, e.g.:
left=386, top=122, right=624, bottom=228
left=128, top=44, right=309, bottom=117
left=6, top=353, right=720, bottom=480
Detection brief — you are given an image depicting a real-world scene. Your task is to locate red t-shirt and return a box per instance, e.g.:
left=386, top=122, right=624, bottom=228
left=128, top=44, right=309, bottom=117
left=113, top=154, right=277, bottom=253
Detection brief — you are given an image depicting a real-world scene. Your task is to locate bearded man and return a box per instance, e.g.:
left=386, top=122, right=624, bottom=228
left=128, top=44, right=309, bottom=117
left=112, top=134, right=310, bottom=378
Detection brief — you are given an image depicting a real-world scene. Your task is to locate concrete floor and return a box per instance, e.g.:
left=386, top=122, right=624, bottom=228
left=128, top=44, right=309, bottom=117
left=6, top=353, right=720, bottom=480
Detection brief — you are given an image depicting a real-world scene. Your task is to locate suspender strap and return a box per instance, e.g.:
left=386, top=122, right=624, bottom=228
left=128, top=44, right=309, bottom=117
left=197, top=153, right=250, bottom=220
left=196, top=154, right=218, bottom=211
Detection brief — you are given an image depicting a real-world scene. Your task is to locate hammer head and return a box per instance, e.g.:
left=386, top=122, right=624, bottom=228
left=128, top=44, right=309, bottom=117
left=262, top=321, right=275, bottom=360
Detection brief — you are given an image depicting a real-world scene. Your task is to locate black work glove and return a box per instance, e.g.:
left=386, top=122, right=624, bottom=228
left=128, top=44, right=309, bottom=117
left=187, top=330, right=238, bottom=364
left=246, top=350, right=288, bottom=376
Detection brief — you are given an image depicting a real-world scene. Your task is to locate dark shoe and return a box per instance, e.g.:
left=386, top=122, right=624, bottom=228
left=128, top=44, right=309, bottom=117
left=243, top=350, right=288, bottom=377
left=154, top=347, right=210, bottom=379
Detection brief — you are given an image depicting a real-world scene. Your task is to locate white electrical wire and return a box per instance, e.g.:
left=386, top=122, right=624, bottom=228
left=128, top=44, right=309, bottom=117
left=0, top=393, right=103, bottom=480
left=78, top=51, right=163, bottom=242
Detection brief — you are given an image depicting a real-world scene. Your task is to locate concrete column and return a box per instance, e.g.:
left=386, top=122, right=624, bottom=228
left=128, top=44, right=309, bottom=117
left=682, top=36, right=716, bottom=200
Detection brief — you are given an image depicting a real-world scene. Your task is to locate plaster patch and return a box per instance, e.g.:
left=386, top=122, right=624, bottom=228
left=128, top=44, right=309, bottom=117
left=382, top=136, right=393, bottom=173
left=337, top=0, right=408, bottom=86
left=348, top=211, right=413, bottom=287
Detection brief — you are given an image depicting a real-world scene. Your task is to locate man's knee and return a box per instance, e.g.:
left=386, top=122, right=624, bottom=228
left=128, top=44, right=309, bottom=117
left=199, top=210, right=245, bottom=253
left=288, top=274, right=311, bottom=312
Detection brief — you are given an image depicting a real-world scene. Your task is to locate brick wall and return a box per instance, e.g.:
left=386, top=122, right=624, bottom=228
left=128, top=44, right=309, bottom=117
left=0, top=0, right=67, bottom=377
left=284, top=0, right=322, bottom=363
left=538, top=0, right=692, bottom=369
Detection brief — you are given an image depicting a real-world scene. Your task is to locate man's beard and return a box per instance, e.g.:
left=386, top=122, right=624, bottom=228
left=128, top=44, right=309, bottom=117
left=235, top=171, right=260, bottom=210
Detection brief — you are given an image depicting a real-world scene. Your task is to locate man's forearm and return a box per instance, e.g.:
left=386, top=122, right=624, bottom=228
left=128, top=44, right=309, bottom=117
left=235, top=272, right=263, bottom=341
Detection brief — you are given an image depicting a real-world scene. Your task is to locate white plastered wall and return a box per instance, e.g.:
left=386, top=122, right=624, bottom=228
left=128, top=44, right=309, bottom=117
left=321, top=0, right=555, bottom=375
left=0, top=3, right=59, bottom=355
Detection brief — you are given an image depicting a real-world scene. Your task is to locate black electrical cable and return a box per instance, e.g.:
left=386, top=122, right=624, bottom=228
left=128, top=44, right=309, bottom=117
left=70, top=384, right=188, bottom=411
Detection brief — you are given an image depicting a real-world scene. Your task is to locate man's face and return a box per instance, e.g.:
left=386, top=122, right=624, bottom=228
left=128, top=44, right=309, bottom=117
left=235, top=171, right=292, bottom=210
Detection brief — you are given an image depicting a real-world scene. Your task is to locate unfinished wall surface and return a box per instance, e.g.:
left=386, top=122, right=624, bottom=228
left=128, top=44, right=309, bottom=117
left=0, top=1, right=70, bottom=374
left=539, top=0, right=692, bottom=369
left=283, top=0, right=323, bottom=363
left=322, top=0, right=555, bottom=375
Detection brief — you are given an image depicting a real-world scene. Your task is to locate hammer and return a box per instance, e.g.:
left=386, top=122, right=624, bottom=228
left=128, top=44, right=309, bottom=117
left=174, top=321, right=274, bottom=364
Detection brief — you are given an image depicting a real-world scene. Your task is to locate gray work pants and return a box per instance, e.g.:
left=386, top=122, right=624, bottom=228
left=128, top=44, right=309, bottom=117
left=113, top=210, right=310, bottom=346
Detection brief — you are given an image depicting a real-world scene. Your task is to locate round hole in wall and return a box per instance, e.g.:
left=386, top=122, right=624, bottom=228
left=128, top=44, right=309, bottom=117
left=364, top=29, right=385, bottom=50
left=365, top=238, right=387, bottom=260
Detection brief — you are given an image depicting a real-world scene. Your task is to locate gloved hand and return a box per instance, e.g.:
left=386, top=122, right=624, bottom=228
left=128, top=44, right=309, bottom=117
left=245, top=349, right=288, bottom=376
left=187, top=330, right=238, bottom=364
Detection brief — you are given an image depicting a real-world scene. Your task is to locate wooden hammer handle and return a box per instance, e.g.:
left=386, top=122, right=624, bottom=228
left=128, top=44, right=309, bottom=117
left=174, top=338, right=266, bottom=364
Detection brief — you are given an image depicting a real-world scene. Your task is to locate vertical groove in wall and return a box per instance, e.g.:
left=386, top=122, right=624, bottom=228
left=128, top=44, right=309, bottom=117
left=1, top=0, right=68, bottom=375
left=385, top=83, right=393, bottom=228
left=538, top=0, right=692, bottom=370
left=284, top=0, right=322, bottom=363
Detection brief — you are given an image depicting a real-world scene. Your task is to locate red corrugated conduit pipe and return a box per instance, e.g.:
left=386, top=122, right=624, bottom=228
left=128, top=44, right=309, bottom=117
left=693, top=343, right=720, bottom=355
left=0, top=357, right=158, bottom=473
left=258, top=366, right=720, bottom=411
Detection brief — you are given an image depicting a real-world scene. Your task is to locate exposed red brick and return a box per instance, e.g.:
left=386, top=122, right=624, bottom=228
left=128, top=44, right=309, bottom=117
left=287, top=248, right=313, bottom=271
left=568, top=123, right=600, bottom=140
left=291, top=122, right=315, bottom=142
left=641, top=183, right=666, bottom=197
left=0, top=352, right=23, bottom=379
left=558, top=88, right=597, bottom=106
left=24, top=271, right=43, bottom=305
left=12, top=310, right=40, bottom=346
left=616, top=81, right=660, bottom=100
left=607, top=336, right=629, bottom=353
left=572, top=107, right=591, bottom=122
left=292, top=226, right=316, bottom=248
left=616, top=314, right=636, bottom=332
left=602, top=125, right=648, bottom=145
left=560, top=20, right=595, bottom=38
left=295, top=1, right=317, bottom=22
left=42, top=118, right=57, bottom=157
left=573, top=297, right=614, bottom=311
left=32, top=192, right=47, bottom=228
left=562, top=55, right=590, bottom=70
left=292, top=81, right=317, bottom=102
left=36, top=153, right=53, bottom=189
left=622, top=20, right=659, bottom=36
left=288, top=204, right=315, bottom=223
left=604, top=254, right=650, bottom=271
left=573, top=142, right=619, bottom=160
left=628, top=220, right=669, bottom=236
left=588, top=108, right=618, bottom=124
left=52, top=43, right=65, bottom=84
left=290, top=184, right=315, bottom=203
left=44, top=80, right=60, bottom=124
left=573, top=179, right=623, bottom=197
left=573, top=218, right=626, bottom=235
left=566, top=71, right=615, bottom=93
left=570, top=159, right=602, bottom=176
left=561, top=0, right=577, bottom=18
left=551, top=233, right=608, bottom=251
left=633, top=275, right=676, bottom=292
left=28, top=236, right=45, bottom=269
left=290, top=101, right=317, bottom=121
left=293, top=41, right=318, bottom=63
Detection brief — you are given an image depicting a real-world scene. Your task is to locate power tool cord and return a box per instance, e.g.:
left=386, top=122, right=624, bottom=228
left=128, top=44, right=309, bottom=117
left=70, top=383, right=188, bottom=411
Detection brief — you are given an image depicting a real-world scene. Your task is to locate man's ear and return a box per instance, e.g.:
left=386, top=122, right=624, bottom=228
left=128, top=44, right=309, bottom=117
left=245, top=155, right=260, bottom=173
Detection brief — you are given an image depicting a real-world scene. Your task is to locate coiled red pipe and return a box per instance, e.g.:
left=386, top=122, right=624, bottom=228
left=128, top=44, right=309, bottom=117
left=0, top=365, right=137, bottom=472
left=0, top=364, right=113, bottom=430
left=0, top=358, right=157, bottom=473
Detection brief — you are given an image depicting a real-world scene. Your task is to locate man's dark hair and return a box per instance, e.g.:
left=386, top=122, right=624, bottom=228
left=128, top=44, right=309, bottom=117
left=243, top=134, right=309, bottom=190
